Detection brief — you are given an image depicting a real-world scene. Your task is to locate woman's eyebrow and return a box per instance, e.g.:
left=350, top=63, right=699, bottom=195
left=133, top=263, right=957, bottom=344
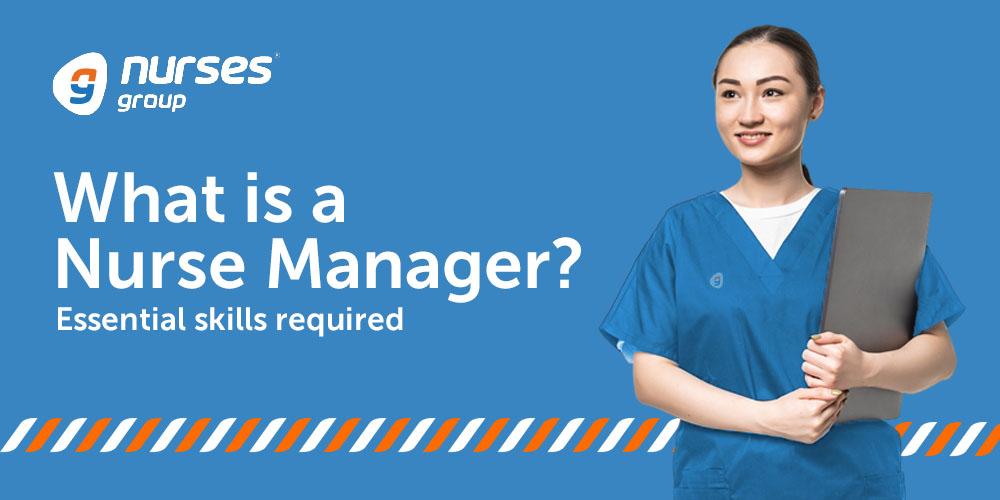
left=717, top=75, right=792, bottom=86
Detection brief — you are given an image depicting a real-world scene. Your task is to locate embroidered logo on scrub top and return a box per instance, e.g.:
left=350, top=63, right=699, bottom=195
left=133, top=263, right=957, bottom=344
left=710, top=272, right=724, bottom=289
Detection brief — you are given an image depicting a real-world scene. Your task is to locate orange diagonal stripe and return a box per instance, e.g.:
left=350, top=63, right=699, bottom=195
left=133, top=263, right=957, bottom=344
left=975, top=424, right=1000, bottom=456
left=374, top=418, right=411, bottom=452
left=573, top=418, right=609, bottom=452
left=76, top=418, right=112, bottom=452
left=274, top=418, right=311, bottom=452
left=523, top=418, right=560, bottom=452
left=325, top=418, right=361, bottom=452
left=226, top=418, right=261, bottom=452
left=125, top=418, right=162, bottom=452
left=176, top=418, right=212, bottom=452
left=895, top=422, right=912, bottom=438
left=424, top=418, right=459, bottom=452
left=474, top=418, right=510, bottom=452
left=925, top=422, right=962, bottom=456
left=26, top=418, right=62, bottom=452
left=623, top=418, right=660, bottom=452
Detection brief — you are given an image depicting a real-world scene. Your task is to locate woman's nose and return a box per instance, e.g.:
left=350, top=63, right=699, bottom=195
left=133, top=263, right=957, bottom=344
left=739, top=97, right=764, bottom=126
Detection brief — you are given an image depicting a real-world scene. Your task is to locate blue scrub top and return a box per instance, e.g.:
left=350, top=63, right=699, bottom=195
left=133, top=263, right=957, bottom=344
left=598, top=186, right=965, bottom=500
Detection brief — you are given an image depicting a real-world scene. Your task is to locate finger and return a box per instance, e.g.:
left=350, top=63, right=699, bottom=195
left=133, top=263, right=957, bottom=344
left=821, top=393, right=847, bottom=411
left=806, top=339, right=822, bottom=353
left=806, top=339, right=835, bottom=355
left=805, top=373, right=832, bottom=389
left=833, top=397, right=847, bottom=419
left=804, top=387, right=842, bottom=401
left=817, top=426, right=832, bottom=442
left=815, top=393, right=845, bottom=413
left=819, top=413, right=837, bottom=440
left=808, top=399, right=842, bottom=434
left=817, top=402, right=842, bottom=439
left=812, top=332, right=843, bottom=345
left=801, top=361, right=829, bottom=382
left=802, top=350, right=835, bottom=372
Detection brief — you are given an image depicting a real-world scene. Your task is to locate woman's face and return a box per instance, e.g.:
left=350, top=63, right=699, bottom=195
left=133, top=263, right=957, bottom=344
left=714, top=41, right=823, bottom=169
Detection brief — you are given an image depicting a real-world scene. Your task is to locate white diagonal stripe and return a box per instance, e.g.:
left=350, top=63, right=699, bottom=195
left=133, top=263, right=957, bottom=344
left=250, top=418, right=287, bottom=452
left=548, top=418, right=585, bottom=452
left=498, top=418, right=535, bottom=452
left=350, top=418, right=386, bottom=452
left=1, top=418, right=37, bottom=452
left=399, top=418, right=435, bottom=453
left=51, top=418, right=88, bottom=453
left=449, top=418, right=485, bottom=452
left=200, top=418, right=237, bottom=453
left=299, top=418, right=336, bottom=452
left=598, top=418, right=634, bottom=452
left=902, top=422, right=937, bottom=456
left=950, top=422, right=986, bottom=456
left=101, top=418, right=137, bottom=452
left=150, top=418, right=187, bottom=452
left=648, top=418, right=680, bottom=452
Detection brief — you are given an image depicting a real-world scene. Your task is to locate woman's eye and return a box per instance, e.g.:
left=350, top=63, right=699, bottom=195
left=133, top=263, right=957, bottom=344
left=721, top=90, right=737, bottom=98
left=764, top=88, right=784, bottom=97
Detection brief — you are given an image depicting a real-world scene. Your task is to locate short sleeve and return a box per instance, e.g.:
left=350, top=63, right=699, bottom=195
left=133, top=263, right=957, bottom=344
left=912, top=244, right=966, bottom=336
left=598, top=213, right=678, bottom=362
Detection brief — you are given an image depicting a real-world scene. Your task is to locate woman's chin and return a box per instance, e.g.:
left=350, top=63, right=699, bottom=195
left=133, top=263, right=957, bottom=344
left=735, top=153, right=778, bottom=167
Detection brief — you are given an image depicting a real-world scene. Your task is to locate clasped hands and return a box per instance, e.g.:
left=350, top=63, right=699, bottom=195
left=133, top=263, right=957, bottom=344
left=802, top=331, right=873, bottom=391
left=756, top=332, right=874, bottom=444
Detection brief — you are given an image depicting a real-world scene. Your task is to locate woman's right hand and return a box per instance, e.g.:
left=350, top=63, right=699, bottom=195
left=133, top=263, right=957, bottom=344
left=755, top=387, right=847, bottom=444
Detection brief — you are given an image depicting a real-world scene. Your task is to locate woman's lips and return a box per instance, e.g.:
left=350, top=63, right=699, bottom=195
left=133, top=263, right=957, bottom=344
left=736, top=132, right=771, bottom=146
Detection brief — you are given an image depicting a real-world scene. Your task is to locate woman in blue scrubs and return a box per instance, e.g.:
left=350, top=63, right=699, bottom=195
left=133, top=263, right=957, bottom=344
left=598, top=25, right=964, bottom=499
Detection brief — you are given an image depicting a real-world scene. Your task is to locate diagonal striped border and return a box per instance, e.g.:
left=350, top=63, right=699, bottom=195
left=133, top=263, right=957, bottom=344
left=3, top=418, right=998, bottom=455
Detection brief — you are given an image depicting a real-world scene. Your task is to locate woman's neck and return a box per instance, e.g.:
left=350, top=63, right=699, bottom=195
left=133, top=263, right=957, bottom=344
left=722, top=156, right=814, bottom=208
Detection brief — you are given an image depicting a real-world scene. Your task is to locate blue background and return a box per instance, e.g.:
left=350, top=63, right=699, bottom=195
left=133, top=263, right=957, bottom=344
left=1, top=0, right=995, bottom=497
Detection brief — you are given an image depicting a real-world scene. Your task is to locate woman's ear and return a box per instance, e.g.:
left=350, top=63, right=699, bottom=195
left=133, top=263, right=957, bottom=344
left=809, top=85, right=826, bottom=121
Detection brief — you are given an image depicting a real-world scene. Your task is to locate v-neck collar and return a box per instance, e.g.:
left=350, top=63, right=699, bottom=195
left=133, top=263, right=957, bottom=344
left=704, top=186, right=838, bottom=292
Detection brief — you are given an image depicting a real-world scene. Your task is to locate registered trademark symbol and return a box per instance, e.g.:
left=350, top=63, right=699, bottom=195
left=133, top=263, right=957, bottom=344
left=274, top=51, right=280, bottom=58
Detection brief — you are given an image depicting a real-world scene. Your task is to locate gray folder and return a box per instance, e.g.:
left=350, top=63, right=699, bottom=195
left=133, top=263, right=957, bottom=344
left=821, top=188, right=933, bottom=422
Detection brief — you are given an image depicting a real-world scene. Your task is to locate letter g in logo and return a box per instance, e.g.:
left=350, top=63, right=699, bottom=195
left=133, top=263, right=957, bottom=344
left=52, top=52, right=107, bottom=115
left=70, top=68, right=98, bottom=104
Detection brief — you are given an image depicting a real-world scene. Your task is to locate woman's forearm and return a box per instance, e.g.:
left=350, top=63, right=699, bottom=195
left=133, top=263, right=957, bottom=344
left=861, top=323, right=957, bottom=394
left=633, top=352, right=766, bottom=435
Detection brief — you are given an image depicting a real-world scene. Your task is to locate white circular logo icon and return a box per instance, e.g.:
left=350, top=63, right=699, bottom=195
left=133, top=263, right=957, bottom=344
left=53, top=52, right=108, bottom=116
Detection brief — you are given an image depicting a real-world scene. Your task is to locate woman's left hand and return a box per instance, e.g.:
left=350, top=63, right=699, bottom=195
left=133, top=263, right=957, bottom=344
left=802, top=331, right=873, bottom=390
